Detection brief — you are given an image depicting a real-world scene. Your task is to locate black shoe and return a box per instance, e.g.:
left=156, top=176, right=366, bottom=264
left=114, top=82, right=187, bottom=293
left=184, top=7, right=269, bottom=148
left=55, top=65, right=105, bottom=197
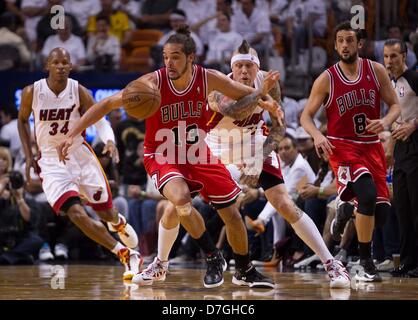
left=407, top=267, right=418, bottom=278
left=330, top=202, right=354, bottom=241
left=391, top=264, right=417, bottom=277
left=204, top=250, right=226, bottom=288
left=354, top=258, right=382, bottom=282
left=232, top=265, right=275, bottom=288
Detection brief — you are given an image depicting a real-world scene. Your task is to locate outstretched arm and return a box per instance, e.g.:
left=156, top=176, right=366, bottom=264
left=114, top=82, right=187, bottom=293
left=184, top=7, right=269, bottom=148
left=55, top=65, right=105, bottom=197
left=207, top=70, right=280, bottom=119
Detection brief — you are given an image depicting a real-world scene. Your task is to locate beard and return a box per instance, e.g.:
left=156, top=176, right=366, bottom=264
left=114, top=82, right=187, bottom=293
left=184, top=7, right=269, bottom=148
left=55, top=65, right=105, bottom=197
left=338, top=51, right=357, bottom=64
left=168, top=63, right=189, bottom=80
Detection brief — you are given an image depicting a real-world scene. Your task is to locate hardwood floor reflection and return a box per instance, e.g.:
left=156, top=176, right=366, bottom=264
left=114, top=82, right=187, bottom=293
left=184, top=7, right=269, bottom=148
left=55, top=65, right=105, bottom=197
left=0, top=264, right=417, bottom=300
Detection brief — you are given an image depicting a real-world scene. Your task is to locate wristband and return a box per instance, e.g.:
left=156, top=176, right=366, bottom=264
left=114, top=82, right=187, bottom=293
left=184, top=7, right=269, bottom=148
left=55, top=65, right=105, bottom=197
left=318, top=186, right=325, bottom=197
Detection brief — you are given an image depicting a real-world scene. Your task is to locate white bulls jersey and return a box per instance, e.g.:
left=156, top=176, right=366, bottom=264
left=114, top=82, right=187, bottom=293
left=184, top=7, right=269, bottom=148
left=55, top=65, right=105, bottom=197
left=32, top=78, right=84, bottom=156
left=205, top=70, right=268, bottom=165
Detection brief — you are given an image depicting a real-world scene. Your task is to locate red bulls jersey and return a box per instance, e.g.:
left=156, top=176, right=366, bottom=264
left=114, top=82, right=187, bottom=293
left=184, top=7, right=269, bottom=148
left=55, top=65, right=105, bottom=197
left=144, top=65, right=209, bottom=158
left=325, top=58, right=381, bottom=143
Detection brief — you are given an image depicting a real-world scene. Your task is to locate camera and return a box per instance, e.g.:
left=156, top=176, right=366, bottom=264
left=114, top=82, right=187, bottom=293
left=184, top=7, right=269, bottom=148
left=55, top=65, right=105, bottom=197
left=8, top=171, right=24, bottom=190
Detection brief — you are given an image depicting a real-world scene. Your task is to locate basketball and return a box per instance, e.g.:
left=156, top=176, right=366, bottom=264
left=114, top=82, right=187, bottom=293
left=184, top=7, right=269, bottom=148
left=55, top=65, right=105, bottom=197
left=122, top=79, right=161, bottom=120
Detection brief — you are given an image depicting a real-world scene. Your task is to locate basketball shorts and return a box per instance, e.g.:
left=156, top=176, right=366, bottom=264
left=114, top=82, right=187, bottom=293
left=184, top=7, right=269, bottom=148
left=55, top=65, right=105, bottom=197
left=328, top=138, right=390, bottom=205
left=144, top=154, right=241, bottom=209
left=38, top=142, right=113, bottom=213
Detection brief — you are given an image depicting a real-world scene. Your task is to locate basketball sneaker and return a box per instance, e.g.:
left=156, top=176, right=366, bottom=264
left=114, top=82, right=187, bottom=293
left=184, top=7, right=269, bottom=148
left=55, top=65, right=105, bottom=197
left=330, top=202, right=354, bottom=242
left=354, top=258, right=382, bottom=282
left=108, top=214, right=138, bottom=249
left=324, top=259, right=351, bottom=288
left=204, top=250, right=227, bottom=288
left=132, top=257, right=168, bottom=285
left=232, top=265, right=275, bottom=288
left=118, top=248, right=143, bottom=281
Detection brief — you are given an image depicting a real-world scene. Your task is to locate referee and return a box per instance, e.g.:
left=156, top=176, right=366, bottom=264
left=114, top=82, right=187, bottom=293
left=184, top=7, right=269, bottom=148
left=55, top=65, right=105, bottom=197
left=384, top=39, right=418, bottom=278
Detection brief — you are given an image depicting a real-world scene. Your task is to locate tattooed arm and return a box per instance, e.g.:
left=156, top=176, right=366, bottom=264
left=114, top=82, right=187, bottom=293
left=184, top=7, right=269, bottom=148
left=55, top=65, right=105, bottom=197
left=208, top=90, right=264, bottom=120
left=262, top=82, right=286, bottom=160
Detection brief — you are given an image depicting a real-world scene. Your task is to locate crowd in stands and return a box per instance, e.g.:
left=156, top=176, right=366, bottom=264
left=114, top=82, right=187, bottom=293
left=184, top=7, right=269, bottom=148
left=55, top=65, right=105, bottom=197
left=1, top=0, right=418, bottom=278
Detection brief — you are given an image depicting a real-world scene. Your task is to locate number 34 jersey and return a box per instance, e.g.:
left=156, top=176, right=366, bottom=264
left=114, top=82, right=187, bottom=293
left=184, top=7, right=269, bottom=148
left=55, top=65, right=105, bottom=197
left=32, top=78, right=83, bottom=156
left=325, top=58, right=381, bottom=143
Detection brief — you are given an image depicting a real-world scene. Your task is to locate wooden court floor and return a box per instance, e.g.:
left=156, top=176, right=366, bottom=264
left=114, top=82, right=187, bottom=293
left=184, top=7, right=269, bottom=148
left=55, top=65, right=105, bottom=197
left=0, top=263, right=417, bottom=300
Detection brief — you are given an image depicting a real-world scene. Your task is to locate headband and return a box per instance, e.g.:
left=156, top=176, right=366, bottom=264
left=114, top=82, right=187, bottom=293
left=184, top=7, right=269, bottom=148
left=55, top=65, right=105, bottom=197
left=170, top=13, right=186, bottom=20
left=230, top=53, right=260, bottom=68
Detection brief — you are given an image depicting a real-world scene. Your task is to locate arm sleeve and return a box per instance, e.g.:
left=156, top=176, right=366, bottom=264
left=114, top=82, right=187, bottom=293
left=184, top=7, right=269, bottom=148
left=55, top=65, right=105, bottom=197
left=94, top=117, right=115, bottom=144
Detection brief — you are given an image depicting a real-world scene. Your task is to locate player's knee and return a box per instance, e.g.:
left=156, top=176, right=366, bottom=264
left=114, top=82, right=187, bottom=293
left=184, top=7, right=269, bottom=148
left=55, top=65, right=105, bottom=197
left=352, top=176, right=377, bottom=215
left=175, top=202, right=192, bottom=217
left=375, top=203, right=390, bottom=227
left=219, top=206, right=242, bottom=225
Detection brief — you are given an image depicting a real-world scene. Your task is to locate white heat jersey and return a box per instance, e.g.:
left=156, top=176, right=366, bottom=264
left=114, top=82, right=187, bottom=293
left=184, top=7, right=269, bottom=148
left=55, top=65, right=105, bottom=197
left=205, top=70, right=267, bottom=165
left=32, top=78, right=84, bottom=156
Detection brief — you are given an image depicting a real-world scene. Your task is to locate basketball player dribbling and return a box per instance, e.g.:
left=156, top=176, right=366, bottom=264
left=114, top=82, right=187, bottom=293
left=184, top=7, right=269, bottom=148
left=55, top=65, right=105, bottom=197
left=18, top=48, right=141, bottom=280
left=136, top=40, right=350, bottom=289
left=57, top=27, right=279, bottom=288
left=301, top=22, right=401, bottom=282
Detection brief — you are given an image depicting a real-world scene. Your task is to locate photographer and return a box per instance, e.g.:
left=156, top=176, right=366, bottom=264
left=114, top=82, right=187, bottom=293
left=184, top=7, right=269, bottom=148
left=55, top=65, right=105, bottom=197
left=0, top=147, right=42, bottom=265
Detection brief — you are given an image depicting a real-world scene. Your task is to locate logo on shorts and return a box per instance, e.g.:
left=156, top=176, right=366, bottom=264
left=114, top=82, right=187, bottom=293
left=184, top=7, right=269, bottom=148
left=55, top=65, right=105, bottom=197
left=399, top=86, right=405, bottom=97
left=93, top=190, right=102, bottom=201
left=338, top=166, right=351, bottom=185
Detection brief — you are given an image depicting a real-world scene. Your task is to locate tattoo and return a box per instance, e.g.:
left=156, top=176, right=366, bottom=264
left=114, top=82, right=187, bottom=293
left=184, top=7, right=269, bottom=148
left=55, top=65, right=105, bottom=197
left=263, top=82, right=286, bottom=160
left=293, top=204, right=304, bottom=218
left=209, top=90, right=262, bottom=120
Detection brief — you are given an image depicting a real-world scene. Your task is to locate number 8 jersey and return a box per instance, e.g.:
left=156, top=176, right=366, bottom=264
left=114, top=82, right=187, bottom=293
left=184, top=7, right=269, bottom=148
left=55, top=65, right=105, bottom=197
left=32, top=78, right=83, bottom=156
left=325, top=57, right=381, bottom=143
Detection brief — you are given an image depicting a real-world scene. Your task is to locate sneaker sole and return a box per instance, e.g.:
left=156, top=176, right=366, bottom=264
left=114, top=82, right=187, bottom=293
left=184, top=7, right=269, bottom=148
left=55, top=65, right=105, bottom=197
left=330, top=280, right=351, bottom=288
left=232, top=277, right=275, bottom=288
left=354, top=274, right=382, bottom=282
left=204, top=278, right=224, bottom=288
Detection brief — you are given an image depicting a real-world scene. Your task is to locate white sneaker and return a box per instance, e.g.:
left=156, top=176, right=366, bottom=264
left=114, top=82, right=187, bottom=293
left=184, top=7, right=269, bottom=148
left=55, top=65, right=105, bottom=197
left=39, top=243, right=54, bottom=261
left=108, top=214, right=138, bottom=249
left=54, top=243, right=68, bottom=260
left=118, top=248, right=143, bottom=281
left=324, top=259, right=351, bottom=289
left=133, top=257, right=168, bottom=285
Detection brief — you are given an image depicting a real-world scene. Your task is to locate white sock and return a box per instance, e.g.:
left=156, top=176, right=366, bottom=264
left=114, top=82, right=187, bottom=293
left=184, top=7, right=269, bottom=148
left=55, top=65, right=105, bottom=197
left=111, top=242, right=125, bottom=254
left=158, top=222, right=180, bottom=262
left=291, top=213, right=333, bottom=263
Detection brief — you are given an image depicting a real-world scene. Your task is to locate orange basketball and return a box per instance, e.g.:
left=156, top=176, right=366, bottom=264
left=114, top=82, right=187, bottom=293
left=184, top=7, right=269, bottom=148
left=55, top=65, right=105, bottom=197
left=122, top=79, right=161, bottom=120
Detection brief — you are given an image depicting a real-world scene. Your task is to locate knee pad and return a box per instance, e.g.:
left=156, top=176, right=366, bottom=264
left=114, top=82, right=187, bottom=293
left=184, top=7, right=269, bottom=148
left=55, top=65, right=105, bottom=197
left=60, top=196, right=81, bottom=214
left=375, top=203, right=390, bottom=227
left=176, top=202, right=192, bottom=217
left=351, top=176, right=377, bottom=215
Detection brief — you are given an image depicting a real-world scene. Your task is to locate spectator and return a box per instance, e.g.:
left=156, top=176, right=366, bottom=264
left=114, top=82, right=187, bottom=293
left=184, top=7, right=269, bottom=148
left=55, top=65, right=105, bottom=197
left=295, top=126, right=321, bottom=174
left=87, top=14, right=121, bottom=71
left=204, top=12, right=243, bottom=73
left=155, top=9, right=204, bottom=64
left=0, top=148, right=43, bottom=265
left=64, top=0, right=101, bottom=30
left=138, top=0, right=178, bottom=31
left=36, top=0, right=83, bottom=50
left=0, top=12, right=31, bottom=69
left=87, top=0, right=132, bottom=46
left=20, top=0, right=48, bottom=47
left=41, top=17, right=86, bottom=70
left=231, top=0, right=271, bottom=65
left=177, top=0, right=217, bottom=45
left=113, top=0, right=142, bottom=27
left=0, top=105, right=23, bottom=167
